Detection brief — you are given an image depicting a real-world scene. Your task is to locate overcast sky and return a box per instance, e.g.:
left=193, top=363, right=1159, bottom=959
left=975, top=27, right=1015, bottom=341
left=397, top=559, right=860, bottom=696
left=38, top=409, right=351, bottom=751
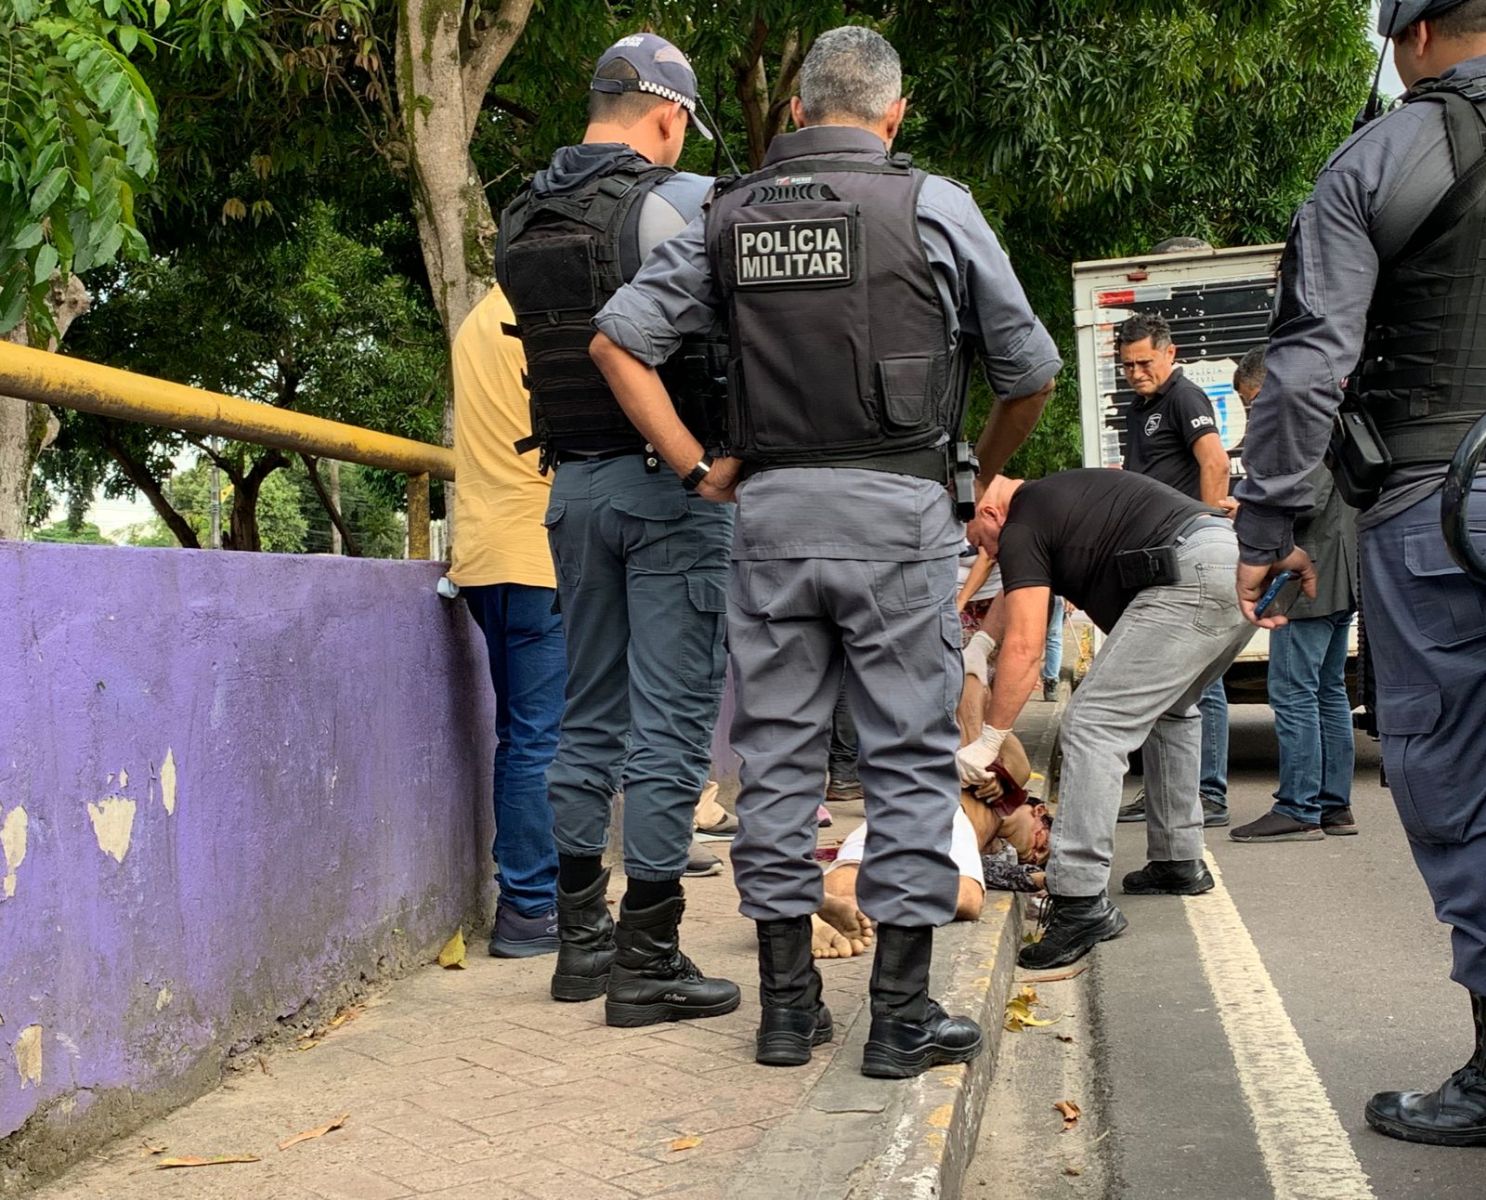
left=1371, top=2, right=1407, bottom=96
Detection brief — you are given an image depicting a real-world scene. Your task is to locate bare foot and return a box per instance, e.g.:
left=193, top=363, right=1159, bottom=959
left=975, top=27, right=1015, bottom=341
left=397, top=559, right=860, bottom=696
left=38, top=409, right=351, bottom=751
left=816, top=894, right=874, bottom=959
left=814, top=914, right=871, bottom=959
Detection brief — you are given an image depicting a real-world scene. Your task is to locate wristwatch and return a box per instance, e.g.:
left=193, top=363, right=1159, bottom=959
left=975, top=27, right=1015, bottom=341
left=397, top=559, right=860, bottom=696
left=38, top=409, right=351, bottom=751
left=681, top=457, right=713, bottom=492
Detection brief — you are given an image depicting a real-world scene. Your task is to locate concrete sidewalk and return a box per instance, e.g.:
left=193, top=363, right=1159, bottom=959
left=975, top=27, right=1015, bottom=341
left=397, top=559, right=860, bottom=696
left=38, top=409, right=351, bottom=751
left=28, top=701, right=1058, bottom=1200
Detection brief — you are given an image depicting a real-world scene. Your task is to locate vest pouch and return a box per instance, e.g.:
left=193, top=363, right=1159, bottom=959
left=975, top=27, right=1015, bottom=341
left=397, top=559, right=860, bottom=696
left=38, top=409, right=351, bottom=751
left=875, top=355, right=942, bottom=435
left=502, top=234, right=599, bottom=317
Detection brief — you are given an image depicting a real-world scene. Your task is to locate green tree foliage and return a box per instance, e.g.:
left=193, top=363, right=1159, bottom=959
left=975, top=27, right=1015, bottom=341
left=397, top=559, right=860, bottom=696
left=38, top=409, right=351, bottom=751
left=32, top=517, right=112, bottom=543
left=0, top=0, right=269, bottom=339
left=145, top=457, right=308, bottom=550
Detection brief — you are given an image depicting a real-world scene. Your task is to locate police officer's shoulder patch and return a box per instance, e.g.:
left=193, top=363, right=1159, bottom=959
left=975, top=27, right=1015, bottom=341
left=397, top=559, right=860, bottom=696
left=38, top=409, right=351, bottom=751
left=733, top=217, right=853, bottom=287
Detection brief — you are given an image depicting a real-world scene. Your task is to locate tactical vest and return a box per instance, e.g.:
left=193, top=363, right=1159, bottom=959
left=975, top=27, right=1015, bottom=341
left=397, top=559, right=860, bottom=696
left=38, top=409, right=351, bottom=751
left=496, top=155, right=727, bottom=463
left=704, top=136, right=968, bottom=480
left=1355, top=76, right=1486, bottom=471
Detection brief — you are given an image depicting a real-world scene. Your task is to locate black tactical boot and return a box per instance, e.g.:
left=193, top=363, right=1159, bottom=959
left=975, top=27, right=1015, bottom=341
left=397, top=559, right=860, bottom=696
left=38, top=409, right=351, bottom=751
left=605, top=894, right=741, bottom=1027
left=861, top=925, right=982, bottom=1079
left=1122, top=859, right=1215, bottom=895
left=1366, top=991, right=1486, bottom=1146
left=1017, top=892, right=1128, bottom=970
left=550, top=867, right=615, bottom=1002
left=755, top=916, right=833, bottom=1067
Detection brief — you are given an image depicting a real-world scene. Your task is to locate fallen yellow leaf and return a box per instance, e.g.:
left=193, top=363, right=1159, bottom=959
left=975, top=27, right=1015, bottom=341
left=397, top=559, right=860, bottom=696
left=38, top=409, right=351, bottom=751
left=327, top=1005, right=363, bottom=1030
left=1054, top=1100, right=1082, bottom=1131
left=156, top=1154, right=260, bottom=1169
left=1004, top=990, right=1063, bottom=1032
left=437, top=929, right=467, bottom=969
left=278, top=1112, right=349, bottom=1151
left=669, top=1135, right=702, bottom=1152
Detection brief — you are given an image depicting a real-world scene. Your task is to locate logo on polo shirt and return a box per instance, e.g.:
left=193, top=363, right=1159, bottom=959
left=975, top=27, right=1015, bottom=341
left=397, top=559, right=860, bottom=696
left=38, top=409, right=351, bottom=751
left=1144, top=413, right=1163, bottom=437
left=1191, top=414, right=1215, bottom=430
left=733, top=218, right=853, bottom=286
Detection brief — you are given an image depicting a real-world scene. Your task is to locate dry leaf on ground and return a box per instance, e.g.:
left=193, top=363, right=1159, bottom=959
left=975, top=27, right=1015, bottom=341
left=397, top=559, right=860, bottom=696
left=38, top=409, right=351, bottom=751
left=140, top=1141, right=167, bottom=1156
left=1056, top=1033, right=1076, bottom=1044
left=327, top=1005, right=363, bottom=1029
left=156, top=1154, right=260, bottom=1169
left=1064, top=1165, right=1084, bottom=1176
left=1054, top=1100, right=1082, bottom=1131
left=278, top=1112, right=349, bottom=1151
left=669, top=1135, right=702, bottom=1152
left=1005, top=985, right=1062, bottom=1032
left=438, top=929, right=467, bottom=969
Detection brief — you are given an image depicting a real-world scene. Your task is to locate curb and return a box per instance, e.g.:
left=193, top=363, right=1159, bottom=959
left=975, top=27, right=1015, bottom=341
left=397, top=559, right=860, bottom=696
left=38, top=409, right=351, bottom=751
left=732, top=695, right=1065, bottom=1200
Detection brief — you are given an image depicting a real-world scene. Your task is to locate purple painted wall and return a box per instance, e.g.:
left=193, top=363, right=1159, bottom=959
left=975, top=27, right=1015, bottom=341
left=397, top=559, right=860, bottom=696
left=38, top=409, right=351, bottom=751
left=0, top=542, right=496, bottom=1175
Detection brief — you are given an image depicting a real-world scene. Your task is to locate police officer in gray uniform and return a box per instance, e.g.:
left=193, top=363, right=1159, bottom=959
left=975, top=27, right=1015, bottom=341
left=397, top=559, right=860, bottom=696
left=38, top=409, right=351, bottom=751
left=590, top=26, right=1060, bottom=1077
left=495, top=34, right=739, bottom=1028
left=1234, top=0, right=1486, bottom=1146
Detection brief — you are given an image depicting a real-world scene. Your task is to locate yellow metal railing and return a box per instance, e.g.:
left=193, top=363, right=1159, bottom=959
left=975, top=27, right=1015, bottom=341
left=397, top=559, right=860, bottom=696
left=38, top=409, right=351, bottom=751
left=0, top=341, right=453, bottom=558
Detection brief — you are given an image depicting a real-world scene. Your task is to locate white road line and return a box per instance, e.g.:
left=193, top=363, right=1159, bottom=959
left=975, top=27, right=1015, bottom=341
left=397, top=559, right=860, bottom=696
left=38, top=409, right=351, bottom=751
left=1184, top=854, right=1376, bottom=1200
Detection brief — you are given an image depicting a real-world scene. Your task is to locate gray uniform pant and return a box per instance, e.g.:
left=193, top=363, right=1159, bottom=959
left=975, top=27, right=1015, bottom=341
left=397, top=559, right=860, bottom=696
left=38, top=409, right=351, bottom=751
left=1362, top=480, right=1486, bottom=995
left=544, top=456, right=734, bottom=881
left=1050, top=526, right=1252, bottom=897
left=727, top=555, right=962, bottom=927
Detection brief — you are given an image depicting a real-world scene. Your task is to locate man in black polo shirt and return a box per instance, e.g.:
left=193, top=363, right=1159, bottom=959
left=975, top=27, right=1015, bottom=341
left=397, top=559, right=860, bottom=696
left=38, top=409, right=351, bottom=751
left=1115, top=312, right=1237, bottom=830
left=962, top=470, right=1253, bottom=967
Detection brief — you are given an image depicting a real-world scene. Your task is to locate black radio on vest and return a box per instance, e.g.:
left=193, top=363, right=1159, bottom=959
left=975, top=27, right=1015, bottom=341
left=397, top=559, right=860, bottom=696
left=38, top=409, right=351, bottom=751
left=704, top=146, right=973, bottom=508
left=495, top=155, right=728, bottom=470
left=1351, top=76, right=1486, bottom=485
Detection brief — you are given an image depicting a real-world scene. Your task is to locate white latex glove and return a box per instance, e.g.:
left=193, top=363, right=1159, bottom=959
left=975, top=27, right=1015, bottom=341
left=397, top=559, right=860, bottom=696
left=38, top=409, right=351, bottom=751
left=956, top=724, right=1011, bottom=787
left=962, top=630, right=998, bottom=686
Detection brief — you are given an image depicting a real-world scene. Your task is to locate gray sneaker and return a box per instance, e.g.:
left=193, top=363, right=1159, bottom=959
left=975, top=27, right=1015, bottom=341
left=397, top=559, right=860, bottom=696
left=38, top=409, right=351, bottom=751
left=489, top=905, right=559, bottom=958
left=685, top=845, right=724, bottom=878
left=1202, top=799, right=1231, bottom=829
left=1117, top=788, right=1147, bottom=823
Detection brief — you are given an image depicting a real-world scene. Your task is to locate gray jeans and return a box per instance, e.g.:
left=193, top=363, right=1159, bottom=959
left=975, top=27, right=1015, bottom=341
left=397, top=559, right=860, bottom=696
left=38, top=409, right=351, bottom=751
left=727, top=555, right=962, bottom=926
left=1050, top=526, right=1252, bottom=896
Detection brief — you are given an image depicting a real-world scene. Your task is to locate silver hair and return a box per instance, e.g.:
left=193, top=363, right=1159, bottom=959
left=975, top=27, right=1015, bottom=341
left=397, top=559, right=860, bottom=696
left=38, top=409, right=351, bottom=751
left=798, top=26, right=902, bottom=124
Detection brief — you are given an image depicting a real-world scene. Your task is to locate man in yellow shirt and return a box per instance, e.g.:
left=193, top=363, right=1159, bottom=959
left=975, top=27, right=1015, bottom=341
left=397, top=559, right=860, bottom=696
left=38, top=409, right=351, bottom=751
left=448, top=286, right=565, bottom=958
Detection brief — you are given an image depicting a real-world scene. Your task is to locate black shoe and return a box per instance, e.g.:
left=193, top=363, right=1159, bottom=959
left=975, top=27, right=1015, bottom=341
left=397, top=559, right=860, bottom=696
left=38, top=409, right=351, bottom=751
left=551, top=869, right=615, bottom=1001
left=1366, top=992, right=1486, bottom=1146
left=755, top=917, right=833, bottom=1067
left=1202, top=799, right=1231, bottom=828
left=1321, top=806, right=1359, bottom=836
left=489, top=905, right=559, bottom=958
left=1122, top=859, right=1215, bottom=895
left=862, top=999, right=983, bottom=1078
left=1017, top=892, right=1128, bottom=970
left=1042, top=679, right=1059, bottom=702
left=1230, top=811, right=1323, bottom=842
left=605, top=894, right=741, bottom=1027
left=1117, top=789, right=1147, bottom=823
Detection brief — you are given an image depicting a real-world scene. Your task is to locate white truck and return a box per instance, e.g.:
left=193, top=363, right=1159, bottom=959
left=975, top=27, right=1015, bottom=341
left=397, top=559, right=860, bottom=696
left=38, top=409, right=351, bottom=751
left=1071, top=243, right=1356, bottom=701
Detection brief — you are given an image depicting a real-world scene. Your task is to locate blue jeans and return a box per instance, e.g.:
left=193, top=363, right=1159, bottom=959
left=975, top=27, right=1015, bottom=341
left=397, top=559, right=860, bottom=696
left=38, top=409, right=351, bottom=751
left=1268, top=611, right=1355, bottom=824
left=1198, top=678, right=1229, bottom=810
left=1043, top=595, right=1064, bottom=685
left=464, top=583, right=565, bottom=917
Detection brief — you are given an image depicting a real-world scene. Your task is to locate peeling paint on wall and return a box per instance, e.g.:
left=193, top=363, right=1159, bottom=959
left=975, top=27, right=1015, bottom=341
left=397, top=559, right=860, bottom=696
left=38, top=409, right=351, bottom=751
left=155, top=987, right=172, bottom=1011
left=119, top=769, right=128, bottom=788
left=87, top=797, right=136, bottom=864
left=159, top=749, right=177, bottom=816
left=15, top=1025, right=42, bottom=1087
left=1, top=806, right=28, bottom=899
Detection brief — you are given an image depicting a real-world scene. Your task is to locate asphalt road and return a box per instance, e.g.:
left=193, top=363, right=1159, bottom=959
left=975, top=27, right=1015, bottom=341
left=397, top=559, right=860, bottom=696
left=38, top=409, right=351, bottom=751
left=970, top=704, right=1483, bottom=1200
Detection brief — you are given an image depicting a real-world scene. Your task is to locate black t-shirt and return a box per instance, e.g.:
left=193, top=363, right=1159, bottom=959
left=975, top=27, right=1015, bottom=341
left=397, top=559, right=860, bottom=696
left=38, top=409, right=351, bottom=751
left=998, top=469, right=1210, bottom=633
left=1123, top=367, right=1219, bottom=500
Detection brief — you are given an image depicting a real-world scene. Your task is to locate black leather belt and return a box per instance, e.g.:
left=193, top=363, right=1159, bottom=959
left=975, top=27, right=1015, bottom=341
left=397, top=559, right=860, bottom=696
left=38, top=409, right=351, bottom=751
left=553, top=447, right=646, bottom=465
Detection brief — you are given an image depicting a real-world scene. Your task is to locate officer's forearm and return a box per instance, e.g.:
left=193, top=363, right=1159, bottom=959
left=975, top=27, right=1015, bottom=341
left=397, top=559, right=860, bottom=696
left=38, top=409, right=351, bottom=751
left=986, top=636, right=1040, bottom=731
left=1198, top=456, right=1230, bottom=508
left=589, top=332, right=703, bottom=476
left=975, top=379, right=1055, bottom=482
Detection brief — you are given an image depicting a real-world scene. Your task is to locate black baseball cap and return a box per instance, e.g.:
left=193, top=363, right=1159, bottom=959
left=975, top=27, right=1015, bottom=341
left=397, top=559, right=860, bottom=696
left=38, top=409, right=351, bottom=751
left=590, top=33, right=713, bottom=141
left=1378, top=0, right=1472, bottom=36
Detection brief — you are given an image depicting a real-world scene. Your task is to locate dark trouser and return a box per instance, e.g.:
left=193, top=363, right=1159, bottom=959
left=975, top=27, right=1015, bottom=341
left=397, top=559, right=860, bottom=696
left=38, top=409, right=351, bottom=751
left=728, top=555, right=961, bottom=926
left=1362, top=480, right=1486, bottom=994
left=464, top=583, right=565, bottom=917
left=544, top=456, right=734, bottom=881
left=828, top=674, right=859, bottom=787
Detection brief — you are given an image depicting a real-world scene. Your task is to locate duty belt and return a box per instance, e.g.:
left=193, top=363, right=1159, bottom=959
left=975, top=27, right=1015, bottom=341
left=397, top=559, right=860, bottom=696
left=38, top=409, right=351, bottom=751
left=553, top=447, right=647, bottom=466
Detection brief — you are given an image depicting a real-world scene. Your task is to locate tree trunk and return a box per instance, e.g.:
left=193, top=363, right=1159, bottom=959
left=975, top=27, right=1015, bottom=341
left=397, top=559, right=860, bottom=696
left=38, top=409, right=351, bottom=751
left=303, top=453, right=361, bottom=557
left=0, top=276, right=91, bottom=539
left=101, top=426, right=201, bottom=549
left=223, top=450, right=285, bottom=552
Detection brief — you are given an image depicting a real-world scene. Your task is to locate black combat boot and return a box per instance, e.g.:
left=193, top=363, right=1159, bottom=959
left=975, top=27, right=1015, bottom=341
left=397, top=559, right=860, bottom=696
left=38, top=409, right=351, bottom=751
left=861, top=925, right=982, bottom=1079
left=1122, top=859, right=1215, bottom=895
left=605, top=894, right=741, bottom=1027
left=550, top=867, right=615, bottom=1002
left=755, top=916, right=833, bottom=1067
left=1366, top=991, right=1486, bottom=1146
left=1017, top=892, right=1128, bottom=970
